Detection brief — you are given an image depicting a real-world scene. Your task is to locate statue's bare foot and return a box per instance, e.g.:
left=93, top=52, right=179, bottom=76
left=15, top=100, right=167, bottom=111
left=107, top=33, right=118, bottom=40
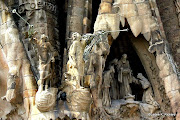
left=6, top=89, right=16, bottom=102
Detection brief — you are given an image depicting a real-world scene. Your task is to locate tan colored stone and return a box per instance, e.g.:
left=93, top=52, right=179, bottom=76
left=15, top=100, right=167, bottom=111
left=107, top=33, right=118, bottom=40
left=23, top=89, right=37, bottom=98
left=114, top=0, right=133, bottom=4
left=167, top=90, right=180, bottom=113
left=70, top=16, right=83, bottom=34
left=83, top=17, right=91, bottom=26
left=0, top=99, right=15, bottom=119
left=176, top=108, right=180, bottom=120
left=163, top=74, right=180, bottom=94
left=94, top=14, right=120, bottom=39
left=177, top=48, right=180, bottom=53
left=23, top=76, right=37, bottom=90
left=30, top=111, right=56, bottom=120
left=167, top=90, right=180, bottom=99
left=159, top=62, right=174, bottom=78
left=84, top=75, right=91, bottom=87
left=99, top=2, right=112, bottom=14
left=156, top=53, right=169, bottom=70
left=102, top=0, right=113, bottom=3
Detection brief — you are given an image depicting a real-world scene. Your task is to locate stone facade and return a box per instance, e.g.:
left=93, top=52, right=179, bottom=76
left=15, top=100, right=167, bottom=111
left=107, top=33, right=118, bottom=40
left=0, top=0, right=179, bottom=120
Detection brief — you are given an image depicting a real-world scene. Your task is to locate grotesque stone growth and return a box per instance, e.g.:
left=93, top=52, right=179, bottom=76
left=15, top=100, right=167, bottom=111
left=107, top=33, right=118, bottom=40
left=86, top=31, right=110, bottom=108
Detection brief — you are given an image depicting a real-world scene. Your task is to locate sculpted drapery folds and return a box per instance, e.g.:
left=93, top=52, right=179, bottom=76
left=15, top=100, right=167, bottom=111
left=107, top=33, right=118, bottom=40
left=67, top=32, right=86, bottom=88
left=117, top=54, right=133, bottom=99
left=109, top=58, right=119, bottom=99
left=102, top=66, right=115, bottom=107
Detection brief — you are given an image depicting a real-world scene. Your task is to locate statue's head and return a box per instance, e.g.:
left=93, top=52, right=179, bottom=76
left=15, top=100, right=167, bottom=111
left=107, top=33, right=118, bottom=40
left=72, top=32, right=81, bottom=41
left=121, top=54, right=127, bottom=63
left=41, top=34, right=48, bottom=42
left=122, top=54, right=127, bottom=59
left=137, top=73, right=143, bottom=79
left=113, top=58, right=118, bottom=64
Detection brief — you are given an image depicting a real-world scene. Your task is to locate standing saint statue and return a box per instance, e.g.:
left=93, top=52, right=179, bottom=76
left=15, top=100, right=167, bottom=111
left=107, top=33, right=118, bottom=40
left=30, top=34, right=56, bottom=92
left=102, top=66, right=115, bottom=107
left=67, top=32, right=86, bottom=88
left=109, top=58, right=119, bottom=99
left=117, top=54, right=133, bottom=99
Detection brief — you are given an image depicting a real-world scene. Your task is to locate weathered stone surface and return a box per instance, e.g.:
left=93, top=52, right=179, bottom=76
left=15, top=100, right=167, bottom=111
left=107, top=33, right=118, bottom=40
left=159, top=63, right=174, bottom=78
left=69, top=16, right=83, bottom=34
left=99, top=2, right=112, bottom=14
left=163, top=74, right=180, bottom=94
left=156, top=53, right=169, bottom=71
left=167, top=90, right=180, bottom=113
left=157, top=0, right=180, bottom=69
left=0, top=0, right=179, bottom=120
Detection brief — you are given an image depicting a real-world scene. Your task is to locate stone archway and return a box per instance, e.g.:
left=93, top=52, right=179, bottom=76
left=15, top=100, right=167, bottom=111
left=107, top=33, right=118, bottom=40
left=129, top=34, right=172, bottom=114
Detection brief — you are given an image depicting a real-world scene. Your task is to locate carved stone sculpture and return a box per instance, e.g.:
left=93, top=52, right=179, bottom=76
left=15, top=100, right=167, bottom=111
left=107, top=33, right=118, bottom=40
left=30, top=34, right=56, bottom=92
left=0, top=6, right=37, bottom=118
left=2, top=18, right=25, bottom=102
left=109, top=58, right=120, bottom=99
left=137, top=73, right=160, bottom=119
left=117, top=54, right=133, bottom=99
left=137, top=73, right=159, bottom=106
left=60, top=73, right=92, bottom=120
left=102, top=66, right=115, bottom=107
left=87, top=31, right=110, bottom=107
left=67, top=32, right=86, bottom=87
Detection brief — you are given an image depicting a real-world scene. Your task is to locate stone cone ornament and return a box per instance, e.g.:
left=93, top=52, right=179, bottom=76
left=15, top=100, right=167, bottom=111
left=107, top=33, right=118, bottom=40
left=94, top=14, right=120, bottom=39
left=127, top=16, right=142, bottom=37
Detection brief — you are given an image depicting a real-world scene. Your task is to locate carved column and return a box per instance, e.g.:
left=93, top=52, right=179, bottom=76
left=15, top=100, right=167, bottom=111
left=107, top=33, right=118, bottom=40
left=156, top=0, right=180, bottom=69
left=66, top=0, right=85, bottom=48
left=16, top=0, right=60, bottom=119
